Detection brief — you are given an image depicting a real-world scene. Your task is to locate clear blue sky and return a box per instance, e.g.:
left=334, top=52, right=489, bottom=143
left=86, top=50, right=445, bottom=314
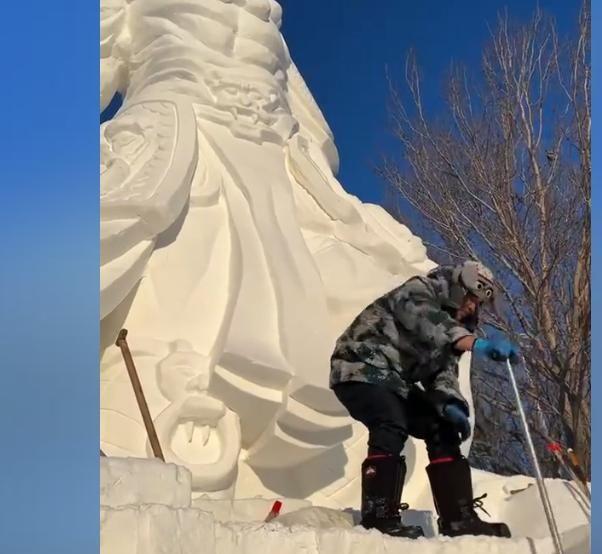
left=279, top=0, right=583, bottom=205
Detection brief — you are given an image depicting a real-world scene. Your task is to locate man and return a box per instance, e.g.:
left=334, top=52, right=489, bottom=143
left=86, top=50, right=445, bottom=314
left=330, top=260, right=518, bottom=539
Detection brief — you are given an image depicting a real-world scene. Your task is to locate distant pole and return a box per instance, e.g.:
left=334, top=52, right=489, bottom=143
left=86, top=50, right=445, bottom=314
left=547, top=443, right=590, bottom=508
left=115, top=329, right=165, bottom=461
left=566, top=448, right=591, bottom=501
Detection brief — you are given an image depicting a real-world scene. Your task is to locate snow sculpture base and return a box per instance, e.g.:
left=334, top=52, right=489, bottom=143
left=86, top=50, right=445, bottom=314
left=101, top=457, right=191, bottom=508
left=100, top=458, right=590, bottom=554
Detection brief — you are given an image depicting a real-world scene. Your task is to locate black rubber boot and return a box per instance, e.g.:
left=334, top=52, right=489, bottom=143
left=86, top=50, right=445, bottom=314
left=426, top=457, right=511, bottom=538
left=360, top=454, right=424, bottom=539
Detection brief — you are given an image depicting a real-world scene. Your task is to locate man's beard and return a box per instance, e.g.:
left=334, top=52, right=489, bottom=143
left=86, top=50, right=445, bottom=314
left=456, top=310, right=479, bottom=332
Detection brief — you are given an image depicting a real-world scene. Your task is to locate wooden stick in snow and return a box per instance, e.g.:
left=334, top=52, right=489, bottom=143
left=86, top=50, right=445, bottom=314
left=115, top=329, right=165, bottom=462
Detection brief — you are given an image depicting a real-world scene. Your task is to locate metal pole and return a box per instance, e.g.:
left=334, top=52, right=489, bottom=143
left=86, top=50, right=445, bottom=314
left=506, top=360, right=564, bottom=554
left=116, top=329, right=165, bottom=461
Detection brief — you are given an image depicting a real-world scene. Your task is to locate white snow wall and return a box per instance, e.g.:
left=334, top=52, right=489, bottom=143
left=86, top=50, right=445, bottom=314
left=99, top=0, right=474, bottom=508
left=100, top=458, right=590, bottom=554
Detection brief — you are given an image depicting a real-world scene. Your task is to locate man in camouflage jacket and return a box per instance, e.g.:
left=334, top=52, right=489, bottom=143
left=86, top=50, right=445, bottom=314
left=330, top=260, right=518, bottom=540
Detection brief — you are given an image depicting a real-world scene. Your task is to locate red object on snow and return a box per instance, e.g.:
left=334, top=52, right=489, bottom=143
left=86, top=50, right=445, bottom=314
left=264, top=500, right=283, bottom=523
left=429, top=456, right=455, bottom=465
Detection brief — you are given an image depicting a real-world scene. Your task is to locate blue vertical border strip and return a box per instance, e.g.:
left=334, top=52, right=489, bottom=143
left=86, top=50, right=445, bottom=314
left=592, top=0, right=598, bottom=552
left=0, top=1, right=98, bottom=553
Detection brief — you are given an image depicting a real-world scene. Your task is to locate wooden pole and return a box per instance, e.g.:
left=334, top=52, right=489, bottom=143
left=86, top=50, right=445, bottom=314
left=567, top=448, right=591, bottom=500
left=115, top=329, right=165, bottom=461
left=547, top=443, right=590, bottom=507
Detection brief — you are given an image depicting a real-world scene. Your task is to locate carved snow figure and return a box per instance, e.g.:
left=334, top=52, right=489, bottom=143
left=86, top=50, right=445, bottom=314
left=99, top=0, right=471, bottom=507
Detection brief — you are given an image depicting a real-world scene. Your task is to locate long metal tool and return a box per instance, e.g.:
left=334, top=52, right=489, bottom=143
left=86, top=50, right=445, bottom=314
left=506, top=360, right=564, bottom=554
left=116, top=329, right=165, bottom=461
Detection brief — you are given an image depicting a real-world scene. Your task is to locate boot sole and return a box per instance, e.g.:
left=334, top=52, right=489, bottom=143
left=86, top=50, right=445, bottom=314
left=362, top=522, right=424, bottom=539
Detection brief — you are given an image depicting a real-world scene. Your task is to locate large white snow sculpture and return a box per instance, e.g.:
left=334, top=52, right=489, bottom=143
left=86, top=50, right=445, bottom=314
left=100, top=0, right=473, bottom=506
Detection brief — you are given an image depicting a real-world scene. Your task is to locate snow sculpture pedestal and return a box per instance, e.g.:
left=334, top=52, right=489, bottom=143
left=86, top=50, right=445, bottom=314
left=100, top=458, right=590, bottom=554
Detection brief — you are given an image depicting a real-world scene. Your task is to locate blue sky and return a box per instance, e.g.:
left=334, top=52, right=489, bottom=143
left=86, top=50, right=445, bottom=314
left=0, top=2, right=99, bottom=552
left=0, top=0, right=595, bottom=552
left=279, top=0, right=583, bottom=205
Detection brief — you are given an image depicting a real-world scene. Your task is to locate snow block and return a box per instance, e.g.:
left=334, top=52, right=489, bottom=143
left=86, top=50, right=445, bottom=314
left=275, top=506, right=354, bottom=529
left=101, top=457, right=192, bottom=508
left=216, top=522, right=319, bottom=554
left=100, top=503, right=590, bottom=554
left=100, top=504, right=215, bottom=554
left=191, top=496, right=311, bottom=522
left=318, top=528, right=386, bottom=554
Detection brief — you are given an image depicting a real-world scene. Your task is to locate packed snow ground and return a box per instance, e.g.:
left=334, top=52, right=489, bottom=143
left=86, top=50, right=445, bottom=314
left=100, top=458, right=590, bottom=554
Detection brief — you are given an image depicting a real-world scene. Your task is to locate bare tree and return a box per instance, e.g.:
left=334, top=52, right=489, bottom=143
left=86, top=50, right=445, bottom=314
left=379, top=4, right=590, bottom=476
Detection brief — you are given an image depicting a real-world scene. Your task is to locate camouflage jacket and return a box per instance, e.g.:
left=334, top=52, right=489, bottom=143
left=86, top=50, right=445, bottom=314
left=329, top=266, right=475, bottom=414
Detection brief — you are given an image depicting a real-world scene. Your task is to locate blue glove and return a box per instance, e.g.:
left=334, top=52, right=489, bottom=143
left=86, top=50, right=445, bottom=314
left=473, top=338, right=519, bottom=363
left=442, top=403, right=471, bottom=441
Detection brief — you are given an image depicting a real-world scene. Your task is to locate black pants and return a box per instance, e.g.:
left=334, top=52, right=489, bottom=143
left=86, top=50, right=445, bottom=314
left=333, top=381, right=462, bottom=460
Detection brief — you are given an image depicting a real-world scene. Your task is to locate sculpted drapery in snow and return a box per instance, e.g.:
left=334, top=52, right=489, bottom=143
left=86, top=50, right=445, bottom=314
left=100, top=0, right=459, bottom=504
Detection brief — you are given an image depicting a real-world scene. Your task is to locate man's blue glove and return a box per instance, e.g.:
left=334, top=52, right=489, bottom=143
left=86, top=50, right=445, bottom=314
left=472, top=338, right=519, bottom=363
left=442, top=403, right=471, bottom=441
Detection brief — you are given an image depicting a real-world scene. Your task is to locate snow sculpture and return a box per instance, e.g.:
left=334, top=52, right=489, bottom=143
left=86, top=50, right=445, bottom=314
left=100, top=0, right=472, bottom=506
